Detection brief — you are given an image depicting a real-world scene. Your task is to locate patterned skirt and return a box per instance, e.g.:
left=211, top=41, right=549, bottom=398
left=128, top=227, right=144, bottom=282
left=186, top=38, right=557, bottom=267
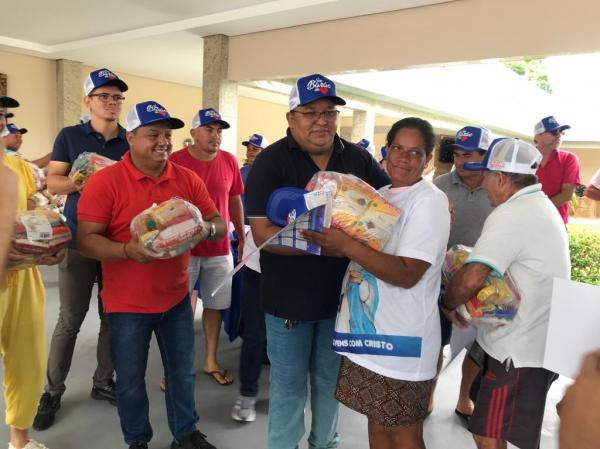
left=335, top=356, right=434, bottom=427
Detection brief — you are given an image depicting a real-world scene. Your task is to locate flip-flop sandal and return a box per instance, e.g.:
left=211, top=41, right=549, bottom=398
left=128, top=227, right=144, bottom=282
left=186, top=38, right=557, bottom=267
left=454, top=409, right=472, bottom=425
left=204, top=369, right=234, bottom=386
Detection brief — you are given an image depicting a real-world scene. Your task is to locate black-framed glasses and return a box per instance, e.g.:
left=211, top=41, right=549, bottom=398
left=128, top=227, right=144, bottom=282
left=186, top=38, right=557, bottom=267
left=387, top=145, right=426, bottom=160
left=89, top=93, right=125, bottom=103
left=290, top=109, right=340, bottom=121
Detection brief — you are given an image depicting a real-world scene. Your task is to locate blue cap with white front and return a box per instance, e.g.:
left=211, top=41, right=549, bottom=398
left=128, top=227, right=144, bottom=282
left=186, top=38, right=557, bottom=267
left=125, top=101, right=185, bottom=132
left=266, top=187, right=309, bottom=227
left=5, top=123, right=27, bottom=135
left=288, top=74, right=346, bottom=111
left=191, top=108, right=230, bottom=129
left=533, top=115, right=571, bottom=135
left=83, top=68, right=128, bottom=95
left=452, top=126, right=492, bottom=152
left=464, top=138, right=542, bottom=175
left=242, top=133, right=269, bottom=149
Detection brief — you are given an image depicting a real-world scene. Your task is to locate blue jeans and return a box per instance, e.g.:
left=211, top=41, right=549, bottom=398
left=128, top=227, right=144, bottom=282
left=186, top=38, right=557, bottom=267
left=239, top=267, right=266, bottom=397
left=108, top=296, right=198, bottom=446
left=265, top=314, right=341, bottom=449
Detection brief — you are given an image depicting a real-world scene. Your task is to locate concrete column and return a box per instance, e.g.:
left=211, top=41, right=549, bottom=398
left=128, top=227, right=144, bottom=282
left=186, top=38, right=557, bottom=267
left=350, top=109, right=376, bottom=146
left=202, top=34, right=238, bottom=154
left=56, top=59, right=83, bottom=130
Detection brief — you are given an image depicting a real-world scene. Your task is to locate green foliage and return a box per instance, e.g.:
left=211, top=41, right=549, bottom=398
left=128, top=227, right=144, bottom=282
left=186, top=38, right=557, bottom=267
left=504, top=59, right=553, bottom=93
left=568, top=225, right=600, bottom=285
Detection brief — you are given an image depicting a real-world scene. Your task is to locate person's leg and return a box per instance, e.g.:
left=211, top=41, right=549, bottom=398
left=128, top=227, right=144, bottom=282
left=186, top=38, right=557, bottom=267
left=108, top=311, right=155, bottom=446
left=266, top=314, right=313, bottom=449
left=93, top=267, right=114, bottom=388
left=45, top=249, right=101, bottom=395
left=367, top=420, right=426, bottom=449
left=199, top=255, right=234, bottom=384
left=456, top=354, right=480, bottom=417
left=1, top=269, right=47, bottom=448
left=368, top=421, right=393, bottom=449
left=154, top=296, right=199, bottom=439
left=308, top=317, right=341, bottom=449
left=472, top=434, right=507, bottom=449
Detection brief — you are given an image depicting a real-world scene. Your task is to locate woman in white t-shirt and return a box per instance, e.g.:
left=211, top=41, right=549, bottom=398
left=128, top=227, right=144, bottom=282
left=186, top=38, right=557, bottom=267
left=305, top=117, right=450, bottom=449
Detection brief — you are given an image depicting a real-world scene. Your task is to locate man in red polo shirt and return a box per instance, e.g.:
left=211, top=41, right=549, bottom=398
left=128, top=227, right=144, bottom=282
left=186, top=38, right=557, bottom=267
left=77, top=101, right=225, bottom=449
left=170, top=108, right=244, bottom=386
left=533, top=115, right=580, bottom=224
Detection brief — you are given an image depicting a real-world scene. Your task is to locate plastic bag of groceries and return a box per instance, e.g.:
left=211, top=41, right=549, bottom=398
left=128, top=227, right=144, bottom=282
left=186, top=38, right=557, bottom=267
left=305, top=171, right=401, bottom=251
left=130, top=198, right=206, bottom=259
left=12, top=209, right=71, bottom=269
left=442, top=244, right=520, bottom=327
left=68, top=152, right=116, bottom=189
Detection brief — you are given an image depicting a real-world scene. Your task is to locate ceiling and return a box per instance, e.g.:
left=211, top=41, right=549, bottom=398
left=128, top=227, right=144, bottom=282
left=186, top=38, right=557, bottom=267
left=0, top=0, right=453, bottom=87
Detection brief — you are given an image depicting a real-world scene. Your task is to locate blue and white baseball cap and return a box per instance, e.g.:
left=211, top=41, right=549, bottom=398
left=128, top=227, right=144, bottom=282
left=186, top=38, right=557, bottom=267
left=356, top=138, right=370, bottom=150
left=266, top=187, right=310, bottom=227
left=83, top=68, right=128, bottom=96
left=453, top=126, right=492, bottom=152
left=242, top=133, right=269, bottom=149
left=533, top=116, right=570, bottom=135
left=464, top=138, right=542, bottom=175
left=4, top=123, right=27, bottom=135
left=191, top=108, right=230, bottom=129
left=288, top=74, right=346, bottom=111
left=125, top=101, right=184, bottom=132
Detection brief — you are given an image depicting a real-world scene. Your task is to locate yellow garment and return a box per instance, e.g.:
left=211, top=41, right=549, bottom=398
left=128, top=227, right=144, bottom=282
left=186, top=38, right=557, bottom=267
left=1, top=154, right=46, bottom=428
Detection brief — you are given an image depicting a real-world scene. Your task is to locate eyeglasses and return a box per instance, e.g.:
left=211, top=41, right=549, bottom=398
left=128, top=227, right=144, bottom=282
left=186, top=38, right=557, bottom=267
left=547, top=130, right=564, bottom=137
left=290, top=109, right=340, bottom=121
left=89, top=93, right=125, bottom=103
left=387, top=145, right=426, bottom=160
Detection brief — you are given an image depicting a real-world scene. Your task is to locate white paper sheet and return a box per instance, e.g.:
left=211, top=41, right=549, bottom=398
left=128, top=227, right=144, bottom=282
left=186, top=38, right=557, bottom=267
left=543, top=278, right=600, bottom=379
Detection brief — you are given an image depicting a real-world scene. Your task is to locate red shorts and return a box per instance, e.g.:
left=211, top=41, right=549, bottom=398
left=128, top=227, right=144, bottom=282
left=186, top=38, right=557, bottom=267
left=468, top=351, right=557, bottom=449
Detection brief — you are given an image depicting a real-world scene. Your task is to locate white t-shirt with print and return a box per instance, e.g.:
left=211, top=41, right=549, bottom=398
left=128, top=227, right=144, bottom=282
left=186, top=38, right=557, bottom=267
left=466, top=184, right=570, bottom=368
left=333, top=179, right=450, bottom=381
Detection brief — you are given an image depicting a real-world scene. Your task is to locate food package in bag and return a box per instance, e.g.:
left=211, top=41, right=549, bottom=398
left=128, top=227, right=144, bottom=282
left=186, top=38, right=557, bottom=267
left=12, top=209, right=72, bottom=269
left=306, top=171, right=401, bottom=250
left=68, top=152, right=116, bottom=188
left=442, top=244, right=520, bottom=327
left=130, top=198, right=205, bottom=259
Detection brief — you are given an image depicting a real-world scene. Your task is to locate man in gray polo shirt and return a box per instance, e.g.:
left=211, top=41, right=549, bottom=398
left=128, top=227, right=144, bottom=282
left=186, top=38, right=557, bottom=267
left=433, top=126, right=493, bottom=422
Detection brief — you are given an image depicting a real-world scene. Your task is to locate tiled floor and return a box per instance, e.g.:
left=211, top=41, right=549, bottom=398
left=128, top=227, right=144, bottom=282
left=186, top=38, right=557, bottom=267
left=0, top=266, right=567, bottom=448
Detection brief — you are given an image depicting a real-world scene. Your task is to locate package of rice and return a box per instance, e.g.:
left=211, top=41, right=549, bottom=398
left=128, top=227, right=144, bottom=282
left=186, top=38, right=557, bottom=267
left=130, top=198, right=206, bottom=259
left=306, top=171, right=401, bottom=251
left=12, top=209, right=72, bottom=269
left=69, top=152, right=116, bottom=188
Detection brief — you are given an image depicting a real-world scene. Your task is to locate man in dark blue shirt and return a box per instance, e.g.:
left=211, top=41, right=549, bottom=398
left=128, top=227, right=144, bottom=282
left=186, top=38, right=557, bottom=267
left=33, top=68, right=129, bottom=432
left=245, top=73, right=389, bottom=449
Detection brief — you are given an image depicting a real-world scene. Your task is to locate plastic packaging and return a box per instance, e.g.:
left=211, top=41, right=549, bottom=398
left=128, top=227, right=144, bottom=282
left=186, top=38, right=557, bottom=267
left=12, top=209, right=71, bottom=269
left=305, top=171, right=401, bottom=250
left=130, top=198, right=206, bottom=259
left=442, top=244, right=520, bottom=327
left=69, top=152, right=116, bottom=188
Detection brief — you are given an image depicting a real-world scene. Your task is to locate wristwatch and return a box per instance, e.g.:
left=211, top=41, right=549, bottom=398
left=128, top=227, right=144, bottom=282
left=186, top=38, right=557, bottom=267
left=208, top=222, right=216, bottom=238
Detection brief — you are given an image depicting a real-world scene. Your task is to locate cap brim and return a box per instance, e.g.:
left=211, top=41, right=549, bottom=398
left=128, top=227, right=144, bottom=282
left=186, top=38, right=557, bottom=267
left=266, top=187, right=308, bottom=227
left=4, top=112, right=14, bottom=118
left=558, top=125, right=571, bottom=131
left=301, top=95, right=346, bottom=107
left=19, top=128, right=28, bottom=134
left=214, top=120, right=230, bottom=129
left=463, top=161, right=489, bottom=171
left=137, top=117, right=185, bottom=131
left=452, top=143, right=482, bottom=152
left=91, top=79, right=129, bottom=93
left=0, top=96, right=19, bottom=108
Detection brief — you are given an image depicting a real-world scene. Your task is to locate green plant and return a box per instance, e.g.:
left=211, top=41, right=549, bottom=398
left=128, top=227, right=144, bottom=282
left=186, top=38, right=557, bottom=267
left=504, top=59, right=553, bottom=93
left=568, top=226, right=600, bottom=285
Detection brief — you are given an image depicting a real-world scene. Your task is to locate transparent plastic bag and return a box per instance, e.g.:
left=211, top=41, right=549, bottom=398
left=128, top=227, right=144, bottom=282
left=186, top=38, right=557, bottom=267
left=130, top=198, right=206, bottom=259
left=12, top=209, right=71, bottom=269
left=442, top=244, right=520, bottom=327
left=305, top=171, right=401, bottom=251
left=68, top=152, right=116, bottom=188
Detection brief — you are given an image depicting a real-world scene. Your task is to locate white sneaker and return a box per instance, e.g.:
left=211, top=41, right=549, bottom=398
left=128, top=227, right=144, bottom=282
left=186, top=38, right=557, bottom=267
left=231, top=395, right=256, bottom=422
left=9, top=439, right=48, bottom=449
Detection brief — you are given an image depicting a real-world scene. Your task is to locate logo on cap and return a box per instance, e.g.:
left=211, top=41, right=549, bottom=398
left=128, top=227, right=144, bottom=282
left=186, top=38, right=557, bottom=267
left=146, top=104, right=167, bottom=116
left=306, top=78, right=332, bottom=95
left=457, top=130, right=473, bottom=142
left=548, top=117, right=558, bottom=125
left=205, top=110, right=220, bottom=119
left=98, top=69, right=116, bottom=79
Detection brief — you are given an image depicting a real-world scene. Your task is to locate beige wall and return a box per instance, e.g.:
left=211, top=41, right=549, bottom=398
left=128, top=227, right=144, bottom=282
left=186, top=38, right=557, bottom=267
left=230, top=0, right=600, bottom=81
left=568, top=148, right=600, bottom=185
left=0, top=50, right=57, bottom=158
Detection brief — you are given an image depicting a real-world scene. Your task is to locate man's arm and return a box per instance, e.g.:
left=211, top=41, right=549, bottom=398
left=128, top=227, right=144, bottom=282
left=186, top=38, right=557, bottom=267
left=46, top=160, right=78, bottom=195
left=203, top=212, right=227, bottom=241
left=228, top=195, right=245, bottom=260
left=31, top=152, right=52, bottom=168
left=443, top=262, right=491, bottom=310
left=585, top=184, right=600, bottom=201
left=550, top=183, right=576, bottom=209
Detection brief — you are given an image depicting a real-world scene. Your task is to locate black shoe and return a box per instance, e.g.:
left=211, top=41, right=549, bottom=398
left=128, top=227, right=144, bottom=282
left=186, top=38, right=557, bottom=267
left=91, top=379, right=117, bottom=405
left=129, top=444, right=148, bottom=449
left=171, top=430, right=217, bottom=449
left=32, top=392, right=62, bottom=431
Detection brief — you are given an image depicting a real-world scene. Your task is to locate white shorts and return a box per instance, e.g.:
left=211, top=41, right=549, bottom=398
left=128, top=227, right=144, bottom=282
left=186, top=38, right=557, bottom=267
left=188, top=255, right=233, bottom=310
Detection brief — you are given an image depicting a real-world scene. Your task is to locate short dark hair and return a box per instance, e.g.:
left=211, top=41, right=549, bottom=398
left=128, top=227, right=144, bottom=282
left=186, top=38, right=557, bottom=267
left=503, top=172, right=538, bottom=189
left=385, top=117, right=436, bottom=155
